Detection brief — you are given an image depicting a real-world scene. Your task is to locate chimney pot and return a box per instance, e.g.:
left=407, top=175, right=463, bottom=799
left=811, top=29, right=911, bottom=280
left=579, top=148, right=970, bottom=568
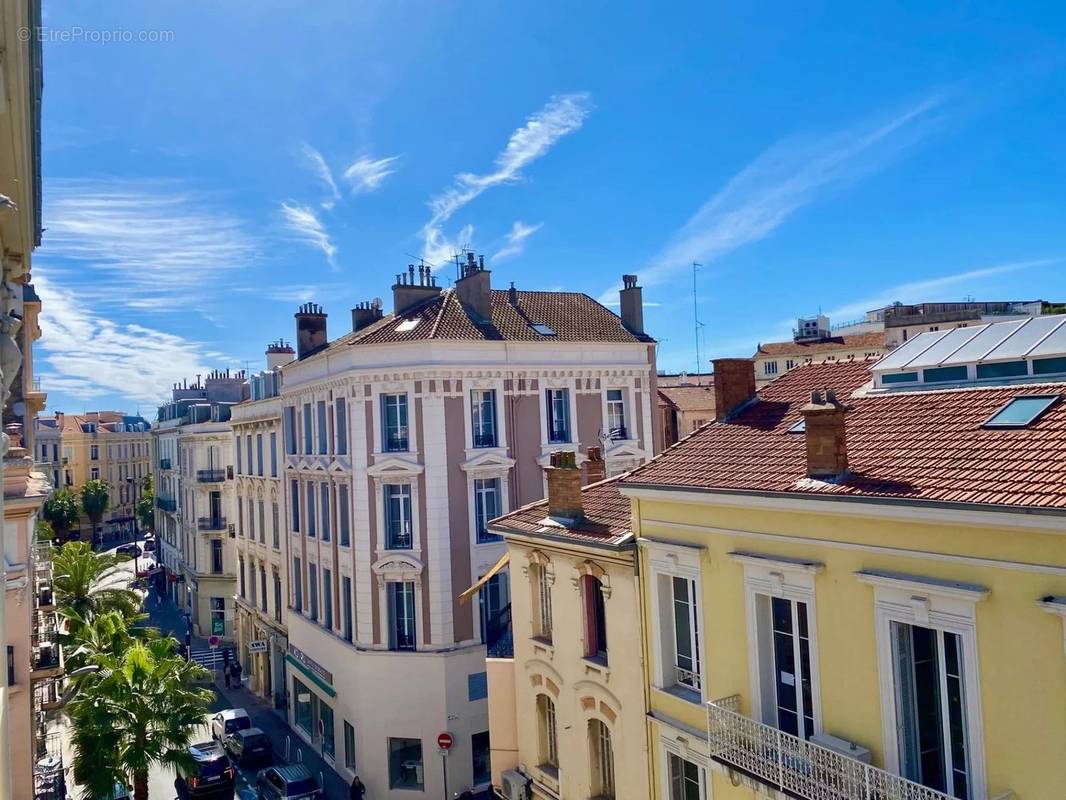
left=619, top=273, right=645, bottom=336
left=352, top=300, right=385, bottom=333
left=455, top=255, right=492, bottom=320
left=712, top=358, right=756, bottom=421
left=508, top=282, right=518, bottom=306
left=545, top=450, right=583, bottom=520
left=294, top=303, right=328, bottom=359
left=800, top=387, right=850, bottom=480
left=585, top=446, right=605, bottom=484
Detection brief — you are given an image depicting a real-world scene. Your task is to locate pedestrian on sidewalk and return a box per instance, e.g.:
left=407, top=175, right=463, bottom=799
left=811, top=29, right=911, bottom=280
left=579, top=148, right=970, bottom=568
left=224, top=663, right=232, bottom=689
left=350, top=775, right=366, bottom=800
left=232, top=660, right=243, bottom=687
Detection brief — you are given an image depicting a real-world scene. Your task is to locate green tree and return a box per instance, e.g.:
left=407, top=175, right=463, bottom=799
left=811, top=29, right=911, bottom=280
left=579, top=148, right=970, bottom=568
left=80, top=479, right=112, bottom=543
left=67, top=638, right=212, bottom=800
left=52, top=541, right=142, bottom=627
left=35, top=519, right=54, bottom=543
left=135, top=475, right=155, bottom=536
left=42, top=488, right=80, bottom=541
left=141, top=472, right=154, bottom=497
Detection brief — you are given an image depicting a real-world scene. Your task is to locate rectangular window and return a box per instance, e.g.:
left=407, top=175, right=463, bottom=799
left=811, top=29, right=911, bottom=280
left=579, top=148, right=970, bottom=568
left=260, top=566, right=267, bottom=613
left=246, top=436, right=253, bottom=476
left=537, top=695, right=558, bottom=768
left=381, top=394, right=409, bottom=452
left=236, top=436, right=243, bottom=474
left=290, top=480, right=300, bottom=532
left=591, top=720, right=615, bottom=799
left=249, top=559, right=257, bottom=604
left=274, top=571, right=283, bottom=623
left=471, top=389, right=497, bottom=447
left=317, top=400, right=328, bottom=455
left=546, top=388, right=570, bottom=443
left=892, top=622, right=971, bottom=797
left=384, top=484, right=413, bottom=549
left=258, top=500, right=265, bottom=544
left=284, top=406, right=297, bottom=455
left=303, top=402, right=313, bottom=453
left=90, top=444, right=99, bottom=461
left=320, top=483, right=331, bottom=542
left=388, top=581, right=417, bottom=651
left=320, top=701, right=335, bottom=759
left=606, top=389, right=627, bottom=439
left=210, top=597, right=225, bottom=632
left=668, top=753, right=702, bottom=800
left=270, top=432, right=278, bottom=477
left=323, top=568, right=333, bottom=630
left=755, top=595, right=815, bottom=740
left=533, top=564, right=553, bottom=642
left=479, top=573, right=509, bottom=648
left=247, top=498, right=255, bottom=541
left=388, top=737, right=423, bottom=790
left=6, top=645, right=13, bottom=686
left=671, top=576, right=702, bottom=694
left=90, top=467, right=99, bottom=480
left=342, top=576, right=353, bottom=642
left=308, top=564, right=319, bottom=621
left=335, top=398, right=347, bottom=455
left=293, top=557, right=303, bottom=613
left=272, top=502, right=280, bottom=549
left=307, top=484, right=317, bottom=538
left=472, top=730, right=491, bottom=786
left=239, top=557, right=246, bottom=597
left=468, top=671, right=488, bottom=701
left=211, top=539, right=224, bottom=574
left=256, top=433, right=264, bottom=476
left=293, top=678, right=312, bottom=734
left=338, top=484, right=351, bottom=547
left=765, top=361, right=778, bottom=376
left=344, top=721, right=356, bottom=771
left=583, top=576, right=608, bottom=662
left=473, top=478, right=502, bottom=543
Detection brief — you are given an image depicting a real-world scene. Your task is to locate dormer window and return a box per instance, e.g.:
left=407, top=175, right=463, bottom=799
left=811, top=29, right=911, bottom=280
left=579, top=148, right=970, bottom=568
left=983, top=395, right=1059, bottom=428
left=531, top=323, right=555, bottom=336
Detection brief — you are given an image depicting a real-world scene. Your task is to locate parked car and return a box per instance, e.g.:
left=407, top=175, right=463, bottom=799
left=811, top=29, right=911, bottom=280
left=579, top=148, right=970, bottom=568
left=143, top=537, right=156, bottom=551
left=115, top=543, right=142, bottom=558
left=255, top=765, right=322, bottom=799
left=224, top=726, right=272, bottom=767
left=210, top=708, right=251, bottom=741
left=175, top=740, right=235, bottom=798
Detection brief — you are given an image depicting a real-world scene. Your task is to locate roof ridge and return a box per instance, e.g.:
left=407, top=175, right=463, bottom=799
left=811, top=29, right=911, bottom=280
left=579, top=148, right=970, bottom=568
left=429, top=290, right=451, bottom=339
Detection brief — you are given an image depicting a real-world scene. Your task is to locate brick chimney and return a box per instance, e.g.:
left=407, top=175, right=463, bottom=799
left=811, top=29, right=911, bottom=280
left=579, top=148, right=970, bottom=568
left=393, top=264, right=442, bottom=316
left=546, top=450, right=583, bottom=521
left=585, top=446, right=606, bottom=484
left=455, top=252, right=491, bottom=321
left=800, top=389, right=850, bottom=480
left=265, top=340, right=295, bottom=371
left=619, top=274, right=644, bottom=336
left=713, top=358, right=756, bottom=421
left=294, top=303, right=328, bottom=360
left=352, top=300, right=384, bottom=333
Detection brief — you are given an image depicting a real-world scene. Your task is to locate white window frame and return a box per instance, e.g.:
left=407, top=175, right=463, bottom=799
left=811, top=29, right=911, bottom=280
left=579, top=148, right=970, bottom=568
left=381, top=482, right=416, bottom=551
left=472, top=477, right=503, bottom=545
left=734, top=552, right=824, bottom=738
left=603, top=386, right=630, bottom=441
left=540, top=381, right=577, bottom=446
left=644, top=538, right=706, bottom=703
left=661, top=743, right=708, bottom=800
left=764, top=360, right=778, bottom=376
left=656, top=716, right=710, bottom=800
left=857, top=570, right=988, bottom=800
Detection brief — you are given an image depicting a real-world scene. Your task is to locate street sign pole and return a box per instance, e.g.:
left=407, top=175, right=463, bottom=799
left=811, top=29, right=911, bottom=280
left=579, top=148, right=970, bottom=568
left=437, top=732, right=453, bottom=800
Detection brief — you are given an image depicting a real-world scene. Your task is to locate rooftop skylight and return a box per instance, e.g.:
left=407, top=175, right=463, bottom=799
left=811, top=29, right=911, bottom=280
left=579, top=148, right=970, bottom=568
left=983, top=395, right=1059, bottom=428
left=395, top=319, right=419, bottom=333
left=531, top=323, right=556, bottom=336
left=787, top=418, right=806, bottom=433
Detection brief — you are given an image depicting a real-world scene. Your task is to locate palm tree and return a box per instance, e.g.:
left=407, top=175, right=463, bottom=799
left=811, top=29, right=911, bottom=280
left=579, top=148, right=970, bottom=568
left=42, top=487, right=80, bottom=542
left=52, top=541, right=142, bottom=627
left=67, top=638, right=212, bottom=800
left=80, top=478, right=112, bottom=545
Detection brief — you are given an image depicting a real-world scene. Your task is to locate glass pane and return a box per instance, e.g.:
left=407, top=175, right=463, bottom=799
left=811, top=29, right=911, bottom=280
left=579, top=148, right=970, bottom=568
left=944, top=632, right=970, bottom=799
left=985, top=395, right=1058, bottom=427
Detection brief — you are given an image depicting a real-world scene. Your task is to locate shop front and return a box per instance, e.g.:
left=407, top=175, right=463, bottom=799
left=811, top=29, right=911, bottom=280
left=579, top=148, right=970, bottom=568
left=286, top=645, right=338, bottom=765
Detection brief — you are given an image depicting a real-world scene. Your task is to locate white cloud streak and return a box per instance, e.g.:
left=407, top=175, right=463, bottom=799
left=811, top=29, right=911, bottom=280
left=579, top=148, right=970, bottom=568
left=422, top=224, right=475, bottom=271
left=421, top=92, right=591, bottom=265
left=493, top=220, right=543, bottom=262
left=280, top=201, right=338, bottom=270
left=343, top=155, right=400, bottom=195
left=603, top=94, right=946, bottom=302
left=301, top=143, right=340, bottom=204
left=34, top=273, right=220, bottom=405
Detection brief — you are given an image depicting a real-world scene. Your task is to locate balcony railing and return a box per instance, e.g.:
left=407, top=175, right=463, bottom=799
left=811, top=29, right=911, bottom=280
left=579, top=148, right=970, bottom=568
left=196, top=468, right=227, bottom=483
left=198, top=517, right=227, bottom=531
left=157, top=497, right=177, bottom=513
left=706, top=696, right=956, bottom=800
left=159, top=458, right=172, bottom=470
left=385, top=522, right=413, bottom=550
left=608, top=425, right=628, bottom=441
left=384, top=431, right=409, bottom=452
left=547, top=425, right=570, bottom=444
left=473, top=431, right=497, bottom=448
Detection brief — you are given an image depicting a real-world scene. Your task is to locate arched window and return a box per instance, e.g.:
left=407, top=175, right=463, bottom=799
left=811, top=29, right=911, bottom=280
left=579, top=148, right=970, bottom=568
left=536, top=695, right=558, bottom=769
left=582, top=575, right=608, bottom=662
left=588, top=719, right=615, bottom=798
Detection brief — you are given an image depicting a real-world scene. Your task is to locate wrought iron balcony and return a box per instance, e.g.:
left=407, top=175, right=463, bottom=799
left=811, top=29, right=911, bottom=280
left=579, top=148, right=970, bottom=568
left=547, top=425, right=570, bottom=444
left=198, top=517, right=227, bottom=531
left=384, top=431, right=409, bottom=452
left=473, top=431, right=497, bottom=448
left=385, top=522, right=413, bottom=550
left=157, top=497, right=177, bottom=513
left=196, top=468, right=227, bottom=483
left=706, top=696, right=956, bottom=800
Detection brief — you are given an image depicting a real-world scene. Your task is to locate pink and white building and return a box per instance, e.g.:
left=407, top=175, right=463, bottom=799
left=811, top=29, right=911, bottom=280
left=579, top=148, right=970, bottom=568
left=276, top=257, right=657, bottom=798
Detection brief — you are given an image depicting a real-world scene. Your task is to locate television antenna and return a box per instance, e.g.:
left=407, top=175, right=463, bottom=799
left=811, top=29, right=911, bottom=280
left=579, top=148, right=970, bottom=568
left=693, top=262, right=705, bottom=383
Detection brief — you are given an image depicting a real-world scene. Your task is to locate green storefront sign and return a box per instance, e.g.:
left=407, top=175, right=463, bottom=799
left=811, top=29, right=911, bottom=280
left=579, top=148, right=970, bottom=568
left=212, top=618, right=225, bottom=635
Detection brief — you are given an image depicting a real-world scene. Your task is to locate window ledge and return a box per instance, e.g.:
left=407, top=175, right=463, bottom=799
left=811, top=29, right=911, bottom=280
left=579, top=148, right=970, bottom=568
left=530, top=637, right=554, bottom=658
left=536, top=764, right=559, bottom=781
left=654, top=683, right=702, bottom=706
left=582, top=656, right=610, bottom=678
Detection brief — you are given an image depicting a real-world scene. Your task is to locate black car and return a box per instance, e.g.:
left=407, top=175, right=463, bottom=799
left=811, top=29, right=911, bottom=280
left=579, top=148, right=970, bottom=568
left=255, top=765, right=322, bottom=799
left=115, top=543, right=142, bottom=558
left=175, top=740, right=236, bottom=798
left=224, top=726, right=272, bottom=767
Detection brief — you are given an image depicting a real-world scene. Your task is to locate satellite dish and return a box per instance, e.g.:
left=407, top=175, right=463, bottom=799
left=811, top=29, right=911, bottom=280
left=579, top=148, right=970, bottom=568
left=371, top=297, right=383, bottom=310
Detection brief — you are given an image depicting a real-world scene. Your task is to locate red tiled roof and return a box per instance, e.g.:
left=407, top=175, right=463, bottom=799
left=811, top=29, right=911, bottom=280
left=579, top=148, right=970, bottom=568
left=624, top=360, right=1066, bottom=511
left=755, top=331, right=885, bottom=357
left=658, top=385, right=717, bottom=413
left=305, top=289, right=652, bottom=359
left=490, top=477, right=633, bottom=548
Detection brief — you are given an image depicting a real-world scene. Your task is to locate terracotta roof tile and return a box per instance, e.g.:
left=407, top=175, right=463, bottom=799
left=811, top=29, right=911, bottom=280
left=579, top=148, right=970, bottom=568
left=658, top=385, right=717, bottom=413
left=624, top=360, right=1066, bottom=511
left=755, top=331, right=885, bottom=357
left=490, top=477, right=632, bottom=547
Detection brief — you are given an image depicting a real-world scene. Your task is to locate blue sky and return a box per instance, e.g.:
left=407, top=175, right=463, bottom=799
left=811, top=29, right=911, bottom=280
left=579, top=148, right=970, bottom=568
left=33, top=1, right=1066, bottom=414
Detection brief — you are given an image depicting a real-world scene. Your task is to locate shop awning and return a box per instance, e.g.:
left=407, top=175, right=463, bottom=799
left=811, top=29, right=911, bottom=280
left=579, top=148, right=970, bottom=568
left=457, top=552, right=510, bottom=605
left=284, top=655, right=337, bottom=698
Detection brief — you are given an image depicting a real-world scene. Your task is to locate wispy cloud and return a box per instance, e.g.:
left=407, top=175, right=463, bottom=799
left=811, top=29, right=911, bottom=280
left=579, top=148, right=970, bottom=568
left=421, top=92, right=591, bottom=264
left=41, top=179, right=259, bottom=309
left=422, top=224, right=475, bottom=271
left=344, top=155, right=400, bottom=195
left=301, top=143, right=340, bottom=207
left=493, top=220, right=543, bottom=262
left=604, top=94, right=946, bottom=302
left=280, top=201, right=338, bottom=269
left=34, top=272, right=222, bottom=405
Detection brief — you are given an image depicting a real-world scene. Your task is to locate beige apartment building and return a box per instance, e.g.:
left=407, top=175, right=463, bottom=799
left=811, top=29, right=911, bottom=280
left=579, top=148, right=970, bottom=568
left=753, top=315, right=885, bottom=387
left=656, top=373, right=715, bottom=449
left=232, top=341, right=293, bottom=708
left=274, top=258, right=658, bottom=798
left=483, top=450, right=650, bottom=800
left=0, top=1, right=53, bottom=797
left=34, top=411, right=152, bottom=537
left=154, top=371, right=247, bottom=639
